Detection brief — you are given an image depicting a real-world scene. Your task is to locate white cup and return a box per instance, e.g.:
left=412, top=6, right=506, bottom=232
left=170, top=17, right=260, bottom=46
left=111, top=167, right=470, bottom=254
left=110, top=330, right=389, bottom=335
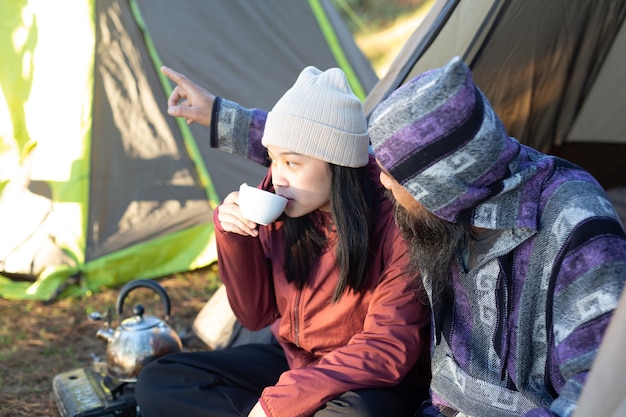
left=238, top=183, right=288, bottom=225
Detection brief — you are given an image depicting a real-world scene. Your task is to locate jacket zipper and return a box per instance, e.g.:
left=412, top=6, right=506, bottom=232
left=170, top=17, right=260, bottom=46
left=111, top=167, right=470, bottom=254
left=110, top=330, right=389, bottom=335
left=293, top=290, right=301, bottom=348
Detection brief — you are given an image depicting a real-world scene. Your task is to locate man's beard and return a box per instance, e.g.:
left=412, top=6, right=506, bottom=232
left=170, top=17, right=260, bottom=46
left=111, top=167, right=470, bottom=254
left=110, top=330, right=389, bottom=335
left=388, top=190, right=469, bottom=306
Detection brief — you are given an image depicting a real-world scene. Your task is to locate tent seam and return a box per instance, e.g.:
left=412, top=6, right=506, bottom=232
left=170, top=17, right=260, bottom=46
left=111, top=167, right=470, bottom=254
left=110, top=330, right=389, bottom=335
left=308, top=0, right=367, bottom=101
left=128, top=0, right=219, bottom=207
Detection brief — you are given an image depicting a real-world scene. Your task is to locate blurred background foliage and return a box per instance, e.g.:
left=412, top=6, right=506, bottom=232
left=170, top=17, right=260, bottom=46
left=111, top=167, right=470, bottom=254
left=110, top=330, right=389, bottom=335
left=330, top=0, right=434, bottom=77
left=331, top=0, right=430, bottom=32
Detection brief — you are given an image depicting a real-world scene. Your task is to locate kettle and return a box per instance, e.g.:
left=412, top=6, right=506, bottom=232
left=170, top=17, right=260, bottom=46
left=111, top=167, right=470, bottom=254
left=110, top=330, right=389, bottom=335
left=90, top=279, right=183, bottom=381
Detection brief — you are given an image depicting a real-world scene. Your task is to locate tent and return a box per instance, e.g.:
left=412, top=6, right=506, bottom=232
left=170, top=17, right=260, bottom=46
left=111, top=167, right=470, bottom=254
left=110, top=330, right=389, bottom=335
left=364, top=0, right=626, bottom=192
left=0, top=0, right=378, bottom=300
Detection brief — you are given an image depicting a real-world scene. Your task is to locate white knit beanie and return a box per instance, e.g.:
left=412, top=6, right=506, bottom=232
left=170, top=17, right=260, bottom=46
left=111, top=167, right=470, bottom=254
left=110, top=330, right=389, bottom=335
left=261, top=66, right=370, bottom=168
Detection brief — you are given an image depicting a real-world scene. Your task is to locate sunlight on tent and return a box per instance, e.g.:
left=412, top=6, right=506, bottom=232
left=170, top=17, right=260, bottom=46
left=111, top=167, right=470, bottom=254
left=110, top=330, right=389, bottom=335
left=26, top=0, right=94, bottom=181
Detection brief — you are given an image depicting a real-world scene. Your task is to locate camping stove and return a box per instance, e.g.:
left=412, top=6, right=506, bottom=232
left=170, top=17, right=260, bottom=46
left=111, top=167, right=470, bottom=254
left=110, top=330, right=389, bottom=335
left=52, top=361, right=140, bottom=417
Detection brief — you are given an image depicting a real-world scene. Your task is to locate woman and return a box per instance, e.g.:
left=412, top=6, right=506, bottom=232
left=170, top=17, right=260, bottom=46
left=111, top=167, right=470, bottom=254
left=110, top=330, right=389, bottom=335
left=135, top=66, right=431, bottom=417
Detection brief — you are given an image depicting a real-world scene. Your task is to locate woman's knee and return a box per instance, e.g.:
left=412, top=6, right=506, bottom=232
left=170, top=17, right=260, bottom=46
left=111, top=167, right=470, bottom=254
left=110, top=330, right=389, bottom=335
left=135, top=358, right=167, bottom=404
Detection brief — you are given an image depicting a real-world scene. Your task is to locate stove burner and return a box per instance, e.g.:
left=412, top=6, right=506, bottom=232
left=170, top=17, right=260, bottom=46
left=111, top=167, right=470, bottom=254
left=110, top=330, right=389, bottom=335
left=109, top=380, right=131, bottom=401
left=52, top=366, right=139, bottom=417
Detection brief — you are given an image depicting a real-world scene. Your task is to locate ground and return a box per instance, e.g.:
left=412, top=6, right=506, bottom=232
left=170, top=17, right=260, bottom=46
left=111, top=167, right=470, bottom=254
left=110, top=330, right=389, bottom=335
left=0, top=266, right=219, bottom=417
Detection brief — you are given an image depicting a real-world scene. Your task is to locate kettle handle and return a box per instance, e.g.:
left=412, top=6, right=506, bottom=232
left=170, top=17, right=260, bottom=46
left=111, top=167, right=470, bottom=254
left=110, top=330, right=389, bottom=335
left=116, top=279, right=172, bottom=320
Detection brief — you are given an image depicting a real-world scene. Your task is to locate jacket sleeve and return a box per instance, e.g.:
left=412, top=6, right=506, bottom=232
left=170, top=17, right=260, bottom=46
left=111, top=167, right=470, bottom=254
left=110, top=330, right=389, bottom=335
left=260, top=223, right=432, bottom=417
left=574, top=288, right=626, bottom=417
left=213, top=208, right=280, bottom=330
left=524, top=213, right=626, bottom=417
left=210, top=97, right=269, bottom=166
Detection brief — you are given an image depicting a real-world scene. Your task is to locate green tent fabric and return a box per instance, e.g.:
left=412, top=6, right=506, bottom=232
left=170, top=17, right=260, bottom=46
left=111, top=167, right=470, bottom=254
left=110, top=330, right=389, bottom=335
left=0, top=0, right=377, bottom=300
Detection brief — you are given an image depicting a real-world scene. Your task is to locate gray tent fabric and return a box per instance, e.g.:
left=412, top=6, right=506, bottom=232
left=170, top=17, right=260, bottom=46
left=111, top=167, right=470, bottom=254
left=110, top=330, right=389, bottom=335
left=90, top=0, right=214, bottom=263
left=136, top=0, right=379, bottom=200
left=111, top=0, right=378, bottom=203
left=88, top=0, right=378, bottom=263
left=364, top=0, right=626, bottom=190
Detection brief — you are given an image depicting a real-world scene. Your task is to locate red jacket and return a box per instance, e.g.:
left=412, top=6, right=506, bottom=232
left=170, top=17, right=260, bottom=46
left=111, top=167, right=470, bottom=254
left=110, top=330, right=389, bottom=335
left=214, top=158, right=431, bottom=416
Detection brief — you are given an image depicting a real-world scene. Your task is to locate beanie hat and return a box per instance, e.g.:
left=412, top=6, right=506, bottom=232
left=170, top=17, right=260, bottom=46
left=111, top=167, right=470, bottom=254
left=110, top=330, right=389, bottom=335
left=262, top=66, right=369, bottom=168
left=369, top=56, right=520, bottom=224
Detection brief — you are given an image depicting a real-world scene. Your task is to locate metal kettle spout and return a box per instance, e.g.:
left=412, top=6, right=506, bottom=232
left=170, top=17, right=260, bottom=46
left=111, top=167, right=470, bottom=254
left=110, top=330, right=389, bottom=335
left=89, top=309, right=115, bottom=343
left=96, top=327, right=115, bottom=343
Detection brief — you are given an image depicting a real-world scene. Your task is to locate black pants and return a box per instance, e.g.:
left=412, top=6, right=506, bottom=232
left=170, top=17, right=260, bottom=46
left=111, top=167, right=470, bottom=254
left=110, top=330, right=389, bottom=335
left=135, top=342, right=421, bottom=417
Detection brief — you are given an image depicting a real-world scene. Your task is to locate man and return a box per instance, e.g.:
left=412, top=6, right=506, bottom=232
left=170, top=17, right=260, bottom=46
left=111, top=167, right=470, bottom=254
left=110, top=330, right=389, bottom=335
left=161, top=56, right=626, bottom=416
left=368, top=56, right=626, bottom=417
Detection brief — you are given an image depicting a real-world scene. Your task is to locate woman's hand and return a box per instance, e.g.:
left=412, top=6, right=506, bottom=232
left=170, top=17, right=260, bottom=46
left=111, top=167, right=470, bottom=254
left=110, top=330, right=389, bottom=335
left=161, top=66, right=215, bottom=126
left=217, top=191, right=259, bottom=237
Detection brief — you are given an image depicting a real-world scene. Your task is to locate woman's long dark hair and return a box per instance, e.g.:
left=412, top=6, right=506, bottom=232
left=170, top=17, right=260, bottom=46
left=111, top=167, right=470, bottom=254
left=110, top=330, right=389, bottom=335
left=282, top=163, right=374, bottom=302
